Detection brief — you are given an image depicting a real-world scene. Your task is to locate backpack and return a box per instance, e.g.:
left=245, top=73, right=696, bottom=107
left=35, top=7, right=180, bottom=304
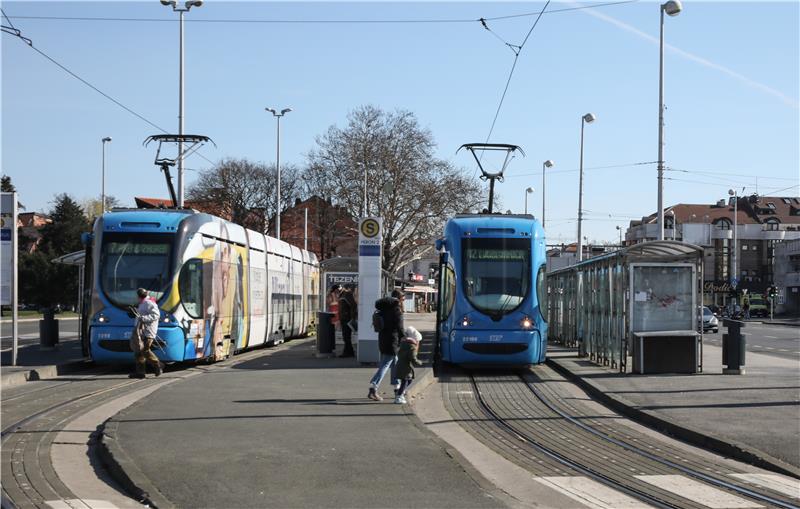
left=372, top=309, right=385, bottom=333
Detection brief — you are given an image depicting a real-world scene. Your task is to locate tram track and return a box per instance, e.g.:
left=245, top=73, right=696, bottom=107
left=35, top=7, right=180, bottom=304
left=517, top=371, right=799, bottom=509
left=451, top=369, right=800, bottom=509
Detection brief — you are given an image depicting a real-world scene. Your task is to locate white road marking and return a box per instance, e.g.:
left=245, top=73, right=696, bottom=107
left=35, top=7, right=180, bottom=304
left=45, top=501, right=119, bottom=509
left=764, top=336, right=778, bottom=339
left=635, top=475, right=762, bottom=508
left=729, top=473, right=800, bottom=499
left=534, top=476, right=654, bottom=508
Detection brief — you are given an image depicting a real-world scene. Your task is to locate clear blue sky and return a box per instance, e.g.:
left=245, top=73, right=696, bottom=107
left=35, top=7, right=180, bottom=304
left=3, top=1, right=798, bottom=245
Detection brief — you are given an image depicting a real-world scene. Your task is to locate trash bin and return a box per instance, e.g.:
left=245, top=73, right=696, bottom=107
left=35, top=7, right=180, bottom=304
left=40, top=307, right=59, bottom=347
left=722, top=319, right=746, bottom=374
left=316, top=311, right=335, bottom=354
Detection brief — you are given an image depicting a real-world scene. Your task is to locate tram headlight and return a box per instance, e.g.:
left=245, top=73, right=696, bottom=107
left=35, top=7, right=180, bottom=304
left=96, top=313, right=108, bottom=323
left=521, top=316, right=533, bottom=329
left=461, top=316, right=471, bottom=327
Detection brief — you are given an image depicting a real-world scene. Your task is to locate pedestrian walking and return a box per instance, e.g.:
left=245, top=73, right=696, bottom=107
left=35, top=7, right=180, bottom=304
left=338, top=284, right=357, bottom=357
left=394, top=326, right=423, bottom=404
left=367, top=289, right=405, bottom=401
left=129, top=288, right=163, bottom=379
left=743, top=298, right=751, bottom=320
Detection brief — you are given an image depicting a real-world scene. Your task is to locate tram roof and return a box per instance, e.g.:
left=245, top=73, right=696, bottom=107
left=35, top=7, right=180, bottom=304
left=550, top=240, right=703, bottom=274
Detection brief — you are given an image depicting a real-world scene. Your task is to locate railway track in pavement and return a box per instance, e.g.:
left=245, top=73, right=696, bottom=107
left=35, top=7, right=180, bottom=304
left=441, top=366, right=800, bottom=509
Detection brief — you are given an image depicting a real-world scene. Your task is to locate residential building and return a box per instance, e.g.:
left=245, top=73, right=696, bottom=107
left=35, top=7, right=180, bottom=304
left=279, top=196, right=357, bottom=261
left=774, top=239, right=800, bottom=315
left=625, top=195, right=800, bottom=306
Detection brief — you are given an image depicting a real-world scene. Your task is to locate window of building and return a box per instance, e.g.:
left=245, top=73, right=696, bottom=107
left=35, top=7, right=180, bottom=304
left=783, top=198, right=791, bottom=204
left=766, top=219, right=780, bottom=231
left=742, top=245, right=748, bottom=251
left=741, top=270, right=748, bottom=276
left=715, top=218, right=731, bottom=230
left=767, top=202, right=776, bottom=209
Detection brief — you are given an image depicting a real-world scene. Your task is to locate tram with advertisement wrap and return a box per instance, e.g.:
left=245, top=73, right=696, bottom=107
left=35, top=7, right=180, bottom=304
left=83, top=208, right=319, bottom=364
left=434, top=214, right=547, bottom=366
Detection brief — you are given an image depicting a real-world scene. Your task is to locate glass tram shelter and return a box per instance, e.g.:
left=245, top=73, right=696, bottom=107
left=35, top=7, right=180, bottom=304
left=547, top=241, right=704, bottom=374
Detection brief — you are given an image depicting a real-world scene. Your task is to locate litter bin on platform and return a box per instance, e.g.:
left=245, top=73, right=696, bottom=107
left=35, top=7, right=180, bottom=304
left=316, top=311, right=335, bottom=354
left=722, top=319, right=746, bottom=375
left=39, top=308, right=59, bottom=347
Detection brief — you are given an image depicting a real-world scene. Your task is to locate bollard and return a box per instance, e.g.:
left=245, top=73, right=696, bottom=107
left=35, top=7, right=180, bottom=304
left=722, top=319, right=746, bottom=375
left=316, top=311, right=336, bottom=356
left=39, top=307, right=60, bottom=348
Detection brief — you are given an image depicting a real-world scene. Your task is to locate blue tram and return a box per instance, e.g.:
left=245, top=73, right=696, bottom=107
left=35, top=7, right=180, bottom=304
left=83, top=208, right=319, bottom=364
left=434, top=214, right=547, bottom=365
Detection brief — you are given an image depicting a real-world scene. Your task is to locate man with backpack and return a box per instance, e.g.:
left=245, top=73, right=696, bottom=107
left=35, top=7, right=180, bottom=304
left=337, top=284, right=357, bottom=358
left=367, top=289, right=405, bottom=401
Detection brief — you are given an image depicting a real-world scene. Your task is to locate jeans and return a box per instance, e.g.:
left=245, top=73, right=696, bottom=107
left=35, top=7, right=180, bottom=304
left=369, top=353, right=398, bottom=389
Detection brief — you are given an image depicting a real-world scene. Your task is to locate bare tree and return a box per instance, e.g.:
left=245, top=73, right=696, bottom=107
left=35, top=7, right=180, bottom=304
left=305, top=105, right=484, bottom=274
left=187, top=158, right=301, bottom=235
left=81, top=195, right=122, bottom=221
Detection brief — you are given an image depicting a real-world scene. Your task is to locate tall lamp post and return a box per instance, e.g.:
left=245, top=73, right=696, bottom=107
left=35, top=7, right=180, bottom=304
left=524, top=187, right=534, bottom=215
left=266, top=107, right=292, bottom=239
left=728, top=188, right=738, bottom=285
left=656, top=0, right=682, bottom=240
left=101, top=137, right=112, bottom=213
left=616, top=225, right=623, bottom=246
left=577, top=113, right=595, bottom=262
left=160, top=0, right=203, bottom=208
left=542, top=160, right=554, bottom=228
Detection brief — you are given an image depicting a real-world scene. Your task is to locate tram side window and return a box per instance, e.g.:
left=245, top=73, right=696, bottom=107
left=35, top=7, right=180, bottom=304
left=536, top=265, right=547, bottom=321
left=179, top=259, right=203, bottom=318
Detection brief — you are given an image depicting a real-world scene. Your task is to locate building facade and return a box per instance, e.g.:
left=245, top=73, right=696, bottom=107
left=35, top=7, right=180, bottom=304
left=626, top=195, right=800, bottom=307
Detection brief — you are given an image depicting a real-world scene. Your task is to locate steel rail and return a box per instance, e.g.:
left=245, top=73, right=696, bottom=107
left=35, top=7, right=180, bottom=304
left=468, top=373, right=679, bottom=509
left=519, top=373, right=800, bottom=509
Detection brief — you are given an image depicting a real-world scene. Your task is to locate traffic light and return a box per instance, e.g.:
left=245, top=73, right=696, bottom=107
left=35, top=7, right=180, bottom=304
left=767, top=285, right=778, bottom=299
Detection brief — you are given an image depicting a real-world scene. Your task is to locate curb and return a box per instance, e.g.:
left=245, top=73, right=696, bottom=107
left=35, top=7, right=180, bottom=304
left=0, top=317, right=80, bottom=324
left=98, top=419, right=175, bottom=509
left=546, top=357, right=800, bottom=480
left=1, top=359, right=93, bottom=388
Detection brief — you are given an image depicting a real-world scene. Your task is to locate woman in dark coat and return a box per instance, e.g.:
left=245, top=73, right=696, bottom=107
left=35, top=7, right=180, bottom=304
left=367, top=289, right=405, bottom=401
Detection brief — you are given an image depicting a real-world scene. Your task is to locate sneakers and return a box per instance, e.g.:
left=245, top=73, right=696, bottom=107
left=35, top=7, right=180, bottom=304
left=394, top=395, right=407, bottom=404
left=128, top=373, right=146, bottom=379
left=154, top=362, right=164, bottom=377
left=368, top=388, right=383, bottom=401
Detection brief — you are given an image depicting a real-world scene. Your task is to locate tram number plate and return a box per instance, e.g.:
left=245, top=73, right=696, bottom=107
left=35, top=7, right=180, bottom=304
left=463, top=336, right=478, bottom=343
left=489, top=335, right=503, bottom=342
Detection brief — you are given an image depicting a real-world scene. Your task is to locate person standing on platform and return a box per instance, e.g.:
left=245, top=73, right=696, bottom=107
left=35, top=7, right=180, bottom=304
left=129, top=288, right=163, bottom=379
left=367, top=289, right=405, bottom=401
left=338, top=284, right=357, bottom=357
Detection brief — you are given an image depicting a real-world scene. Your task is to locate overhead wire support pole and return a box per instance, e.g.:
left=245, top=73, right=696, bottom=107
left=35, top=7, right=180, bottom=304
left=458, top=143, right=525, bottom=214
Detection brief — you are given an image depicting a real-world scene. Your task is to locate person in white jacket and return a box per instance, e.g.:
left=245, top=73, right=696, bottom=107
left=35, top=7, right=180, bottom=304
left=129, top=288, right=163, bottom=378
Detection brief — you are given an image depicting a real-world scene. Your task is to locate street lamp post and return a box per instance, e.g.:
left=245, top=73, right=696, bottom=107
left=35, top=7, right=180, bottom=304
left=729, top=189, right=738, bottom=285
left=265, top=107, right=292, bottom=239
left=616, top=225, right=623, bottom=246
left=656, top=0, right=682, bottom=240
left=542, top=160, right=554, bottom=228
left=577, top=113, right=595, bottom=262
left=524, top=187, right=534, bottom=215
left=160, top=0, right=203, bottom=208
left=101, top=137, right=112, bottom=213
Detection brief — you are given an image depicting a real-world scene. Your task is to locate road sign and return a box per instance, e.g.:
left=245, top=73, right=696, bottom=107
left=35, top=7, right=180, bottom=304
left=730, top=277, right=738, bottom=289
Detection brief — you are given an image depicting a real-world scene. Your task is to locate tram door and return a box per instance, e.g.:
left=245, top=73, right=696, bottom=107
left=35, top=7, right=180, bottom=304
left=434, top=252, right=448, bottom=369
left=80, top=242, right=93, bottom=357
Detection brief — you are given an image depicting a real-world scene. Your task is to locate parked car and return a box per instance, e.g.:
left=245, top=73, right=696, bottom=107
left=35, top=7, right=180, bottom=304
left=702, top=306, right=719, bottom=333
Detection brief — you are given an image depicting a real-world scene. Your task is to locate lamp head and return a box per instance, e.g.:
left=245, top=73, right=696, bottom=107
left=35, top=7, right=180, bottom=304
left=526, top=187, right=534, bottom=194
left=160, top=0, right=174, bottom=6
left=265, top=107, right=276, bottom=114
left=102, top=137, right=112, bottom=143
left=728, top=189, right=735, bottom=196
left=186, top=0, right=203, bottom=8
left=281, top=108, right=292, bottom=115
left=582, top=113, right=596, bottom=124
left=543, top=159, right=554, bottom=168
left=662, top=0, right=682, bottom=16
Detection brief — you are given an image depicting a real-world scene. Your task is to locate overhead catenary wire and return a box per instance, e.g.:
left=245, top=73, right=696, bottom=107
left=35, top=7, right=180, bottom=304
left=5, top=2, right=640, bottom=25
left=1, top=11, right=216, bottom=169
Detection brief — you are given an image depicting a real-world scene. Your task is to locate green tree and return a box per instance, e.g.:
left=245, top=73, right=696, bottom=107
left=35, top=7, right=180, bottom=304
left=19, top=194, right=89, bottom=308
left=1, top=175, right=15, bottom=192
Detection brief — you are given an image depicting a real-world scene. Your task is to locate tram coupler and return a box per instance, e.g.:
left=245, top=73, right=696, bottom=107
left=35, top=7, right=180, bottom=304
left=722, top=319, right=746, bottom=375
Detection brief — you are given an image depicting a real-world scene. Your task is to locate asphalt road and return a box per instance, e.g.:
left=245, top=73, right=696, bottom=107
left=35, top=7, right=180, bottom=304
left=0, top=318, right=79, bottom=350
left=705, top=322, right=800, bottom=360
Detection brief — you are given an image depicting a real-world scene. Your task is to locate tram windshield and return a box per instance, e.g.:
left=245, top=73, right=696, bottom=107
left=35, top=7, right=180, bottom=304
left=462, top=237, right=530, bottom=316
left=100, top=232, right=174, bottom=308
